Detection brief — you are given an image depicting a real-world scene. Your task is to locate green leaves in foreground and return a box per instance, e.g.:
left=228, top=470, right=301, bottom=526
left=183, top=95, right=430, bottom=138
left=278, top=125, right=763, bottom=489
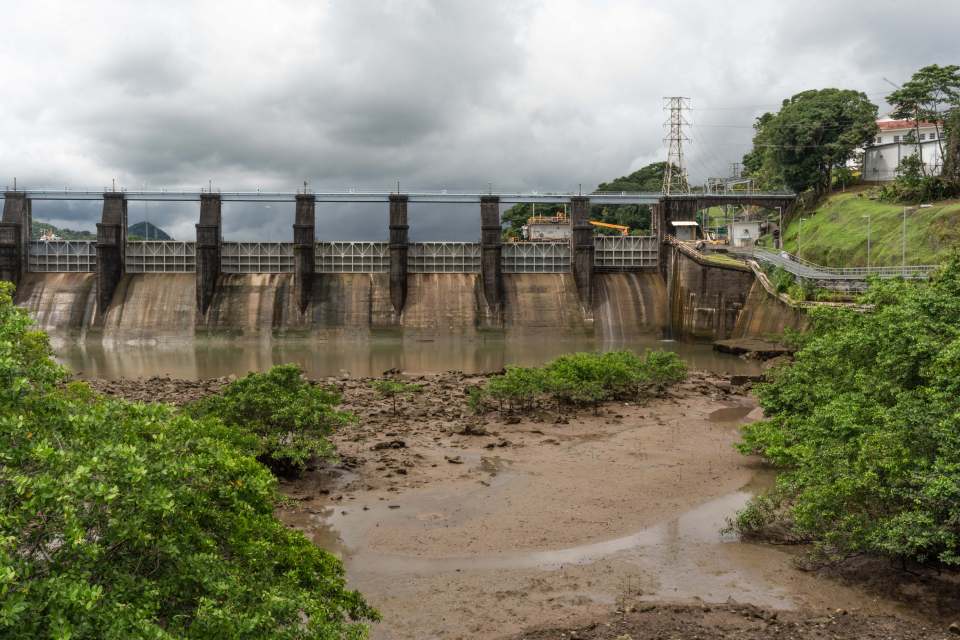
left=0, top=282, right=377, bottom=638
left=736, top=255, right=960, bottom=566
left=476, top=350, right=687, bottom=414
left=188, top=364, right=353, bottom=478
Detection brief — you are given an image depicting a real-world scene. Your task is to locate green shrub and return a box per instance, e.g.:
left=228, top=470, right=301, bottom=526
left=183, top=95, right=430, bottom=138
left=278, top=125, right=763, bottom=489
left=736, top=256, right=960, bottom=565
left=484, top=366, right=547, bottom=412
left=641, top=350, right=688, bottom=390
left=370, top=378, right=424, bottom=416
left=188, top=364, right=352, bottom=478
left=0, top=282, right=377, bottom=639
left=477, top=350, right=687, bottom=415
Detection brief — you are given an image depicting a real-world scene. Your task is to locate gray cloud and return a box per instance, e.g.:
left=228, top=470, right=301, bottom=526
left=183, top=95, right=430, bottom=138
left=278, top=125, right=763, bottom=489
left=1, top=0, right=957, bottom=240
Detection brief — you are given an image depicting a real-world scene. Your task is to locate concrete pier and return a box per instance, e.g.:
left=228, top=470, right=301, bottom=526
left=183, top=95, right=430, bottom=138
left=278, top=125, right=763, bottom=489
left=570, top=196, right=593, bottom=305
left=96, top=192, right=127, bottom=312
left=0, top=192, right=31, bottom=287
left=293, top=194, right=315, bottom=313
left=389, top=194, right=409, bottom=314
left=480, top=195, right=502, bottom=319
left=195, top=193, right=222, bottom=314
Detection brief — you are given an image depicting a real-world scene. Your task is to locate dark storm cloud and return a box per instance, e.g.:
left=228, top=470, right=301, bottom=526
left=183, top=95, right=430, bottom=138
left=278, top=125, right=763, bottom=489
left=1, top=0, right=957, bottom=240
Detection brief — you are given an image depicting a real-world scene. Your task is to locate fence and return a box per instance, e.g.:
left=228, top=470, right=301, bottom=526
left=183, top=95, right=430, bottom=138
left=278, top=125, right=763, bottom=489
left=220, top=242, right=294, bottom=273
left=28, top=240, right=97, bottom=272
left=126, top=241, right=195, bottom=272
left=408, top=242, right=481, bottom=272
left=502, top=242, right=571, bottom=273
left=315, top=241, right=389, bottom=273
left=593, top=236, right=658, bottom=269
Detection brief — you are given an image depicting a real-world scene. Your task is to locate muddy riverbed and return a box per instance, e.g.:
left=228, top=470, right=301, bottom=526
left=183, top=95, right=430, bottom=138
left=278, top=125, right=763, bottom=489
left=88, top=371, right=959, bottom=639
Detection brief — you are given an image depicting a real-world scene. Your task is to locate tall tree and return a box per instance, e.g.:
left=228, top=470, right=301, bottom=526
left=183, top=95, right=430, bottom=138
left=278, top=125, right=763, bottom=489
left=887, top=64, right=960, bottom=168
left=743, top=89, right=878, bottom=194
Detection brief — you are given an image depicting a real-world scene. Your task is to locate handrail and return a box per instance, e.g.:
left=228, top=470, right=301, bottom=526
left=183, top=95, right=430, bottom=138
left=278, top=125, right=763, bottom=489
left=733, top=246, right=937, bottom=280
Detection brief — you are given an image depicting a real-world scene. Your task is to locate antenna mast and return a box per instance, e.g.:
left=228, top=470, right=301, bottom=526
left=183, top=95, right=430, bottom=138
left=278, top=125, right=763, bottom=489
left=662, top=97, right=691, bottom=195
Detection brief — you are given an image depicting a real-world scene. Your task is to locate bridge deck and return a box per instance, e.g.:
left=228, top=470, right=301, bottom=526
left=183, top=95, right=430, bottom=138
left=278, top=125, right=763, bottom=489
left=4, top=189, right=795, bottom=205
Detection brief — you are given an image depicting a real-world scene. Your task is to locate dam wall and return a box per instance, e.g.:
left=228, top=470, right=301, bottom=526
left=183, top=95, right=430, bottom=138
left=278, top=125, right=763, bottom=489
left=731, top=280, right=808, bottom=338
left=15, top=271, right=676, bottom=339
left=14, top=253, right=806, bottom=342
left=665, top=244, right=754, bottom=341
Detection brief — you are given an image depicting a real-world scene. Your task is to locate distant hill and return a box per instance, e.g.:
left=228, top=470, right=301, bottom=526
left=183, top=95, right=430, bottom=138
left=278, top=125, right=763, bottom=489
left=127, top=221, right=172, bottom=241
left=30, top=220, right=172, bottom=241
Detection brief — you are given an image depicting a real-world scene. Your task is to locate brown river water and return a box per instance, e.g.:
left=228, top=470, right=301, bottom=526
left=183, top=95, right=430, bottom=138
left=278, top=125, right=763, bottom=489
left=51, top=334, right=763, bottom=380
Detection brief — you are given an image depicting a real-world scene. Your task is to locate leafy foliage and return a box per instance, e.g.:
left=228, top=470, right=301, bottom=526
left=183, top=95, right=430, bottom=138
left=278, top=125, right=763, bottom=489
left=736, top=257, right=960, bottom=565
left=474, top=350, right=687, bottom=415
left=370, top=378, right=423, bottom=416
left=188, top=365, right=351, bottom=478
left=500, top=162, right=671, bottom=239
left=0, top=282, right=377, bottom=639
left=742, top=89, right=878, bottom=194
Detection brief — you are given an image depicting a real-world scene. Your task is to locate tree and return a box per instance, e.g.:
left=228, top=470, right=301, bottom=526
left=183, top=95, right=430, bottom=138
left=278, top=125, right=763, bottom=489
left=370, top=378, right=423, bottom=416
left=0, top=283, right=377, bottom=639
left=941, top=103, right=960, bottom=182
left=887, top=64, right=960, bottom=166
left=736, top=257, right=960, bottom=565
left=188, top=364, right=353, bottom=478
left=742, top=89, right=878, bottom=194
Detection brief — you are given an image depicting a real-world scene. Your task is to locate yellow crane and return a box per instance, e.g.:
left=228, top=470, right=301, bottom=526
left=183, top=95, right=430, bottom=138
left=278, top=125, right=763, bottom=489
left=588, top=220, right=629, bottom=236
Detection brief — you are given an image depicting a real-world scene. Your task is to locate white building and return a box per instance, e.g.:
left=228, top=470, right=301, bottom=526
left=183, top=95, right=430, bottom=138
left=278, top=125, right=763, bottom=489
left=730, top=220, right=761, bottom=248
left=863, top=119, right=944, bottom=182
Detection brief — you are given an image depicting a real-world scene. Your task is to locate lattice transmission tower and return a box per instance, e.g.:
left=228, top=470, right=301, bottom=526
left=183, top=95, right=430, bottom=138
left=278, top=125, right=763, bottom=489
left=662, top=96, right=691, bottom=195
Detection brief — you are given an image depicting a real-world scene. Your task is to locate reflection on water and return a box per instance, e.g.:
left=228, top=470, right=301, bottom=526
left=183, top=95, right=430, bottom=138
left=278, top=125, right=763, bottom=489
left=52, top=335, right=763, bottom=380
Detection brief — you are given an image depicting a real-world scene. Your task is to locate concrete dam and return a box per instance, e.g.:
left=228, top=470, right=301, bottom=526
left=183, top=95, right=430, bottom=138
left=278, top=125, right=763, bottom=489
left=2, top=188, right=801, bottom=341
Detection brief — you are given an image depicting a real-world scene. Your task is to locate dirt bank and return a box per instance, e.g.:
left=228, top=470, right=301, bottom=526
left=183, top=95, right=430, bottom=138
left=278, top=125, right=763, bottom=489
left=86, top=370, right=959, bottom=639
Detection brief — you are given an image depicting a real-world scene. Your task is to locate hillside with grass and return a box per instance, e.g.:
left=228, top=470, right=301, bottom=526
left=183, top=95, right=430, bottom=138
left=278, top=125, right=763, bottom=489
left=777, top=188, right=960, bottom=267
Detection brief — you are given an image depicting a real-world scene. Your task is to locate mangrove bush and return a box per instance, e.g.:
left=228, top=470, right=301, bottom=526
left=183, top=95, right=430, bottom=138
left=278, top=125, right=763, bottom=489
left=0, top=282, right=377, bottom=639
left=736, top=256, right=960, bottom=566
left=188, top=364, right=352, bottom=477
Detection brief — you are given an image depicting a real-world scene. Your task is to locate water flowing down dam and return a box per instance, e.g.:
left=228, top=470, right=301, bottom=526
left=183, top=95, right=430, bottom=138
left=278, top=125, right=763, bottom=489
left=3, top=187, right=802, bottom=342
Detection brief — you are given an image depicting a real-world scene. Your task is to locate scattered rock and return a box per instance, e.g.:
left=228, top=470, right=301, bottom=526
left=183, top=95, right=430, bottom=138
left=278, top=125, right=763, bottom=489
left=372, top=439, right=406, bottom=450
left=445, top=455, right=464, bottom=464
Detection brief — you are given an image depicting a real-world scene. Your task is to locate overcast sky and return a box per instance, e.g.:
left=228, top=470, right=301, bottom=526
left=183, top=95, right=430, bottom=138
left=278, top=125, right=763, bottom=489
left=1, top=0, right=957, bottom=240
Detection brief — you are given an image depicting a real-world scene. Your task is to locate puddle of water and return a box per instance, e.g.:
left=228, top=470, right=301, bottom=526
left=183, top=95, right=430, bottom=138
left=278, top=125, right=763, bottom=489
left=708, top=404, right=755, bottom=425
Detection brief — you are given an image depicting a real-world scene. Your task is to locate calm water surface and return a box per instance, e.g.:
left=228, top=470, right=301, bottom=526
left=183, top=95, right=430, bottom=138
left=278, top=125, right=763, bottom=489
left=52, top=335, right=762, bottom=380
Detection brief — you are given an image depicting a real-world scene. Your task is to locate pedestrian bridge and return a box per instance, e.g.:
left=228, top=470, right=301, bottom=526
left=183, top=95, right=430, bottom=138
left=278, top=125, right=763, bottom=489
left=730, top=247, right=937, bottom=290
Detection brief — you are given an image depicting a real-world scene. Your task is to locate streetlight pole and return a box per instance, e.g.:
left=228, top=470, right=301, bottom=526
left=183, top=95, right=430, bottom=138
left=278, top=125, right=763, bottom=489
left=862, top=214, right=871, bottom=268
left=799, top=217, right=807, bottom=259
left=776, top=206, right=783, bottom=249
left=902, top=206, right=907, bottom=269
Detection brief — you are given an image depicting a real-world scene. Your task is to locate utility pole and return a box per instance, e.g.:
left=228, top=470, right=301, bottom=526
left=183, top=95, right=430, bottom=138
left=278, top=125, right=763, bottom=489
left=662, top=97, right=691, bottom=195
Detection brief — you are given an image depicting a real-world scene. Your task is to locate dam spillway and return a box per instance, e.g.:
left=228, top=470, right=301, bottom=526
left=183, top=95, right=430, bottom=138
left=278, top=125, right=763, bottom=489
left=4, top=187, right=802, bottom=342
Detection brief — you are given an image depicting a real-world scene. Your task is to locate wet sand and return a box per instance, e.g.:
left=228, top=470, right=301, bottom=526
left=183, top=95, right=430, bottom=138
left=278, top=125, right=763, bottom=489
left=273, top=373, right=950, bottom=639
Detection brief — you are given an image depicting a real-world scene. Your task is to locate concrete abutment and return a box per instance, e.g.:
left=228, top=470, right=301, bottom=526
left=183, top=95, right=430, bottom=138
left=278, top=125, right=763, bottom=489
left=96, top=192, right=127, bottom=313
left=389, top=194, right=409, bottom=315
left=0, top=192, right=31, bottom=287
left=195, top=193, right=222, bottom=315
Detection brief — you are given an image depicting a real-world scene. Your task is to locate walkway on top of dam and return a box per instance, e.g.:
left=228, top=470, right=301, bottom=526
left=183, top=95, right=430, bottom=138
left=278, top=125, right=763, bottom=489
left=3, top=188, right=796, bottom=205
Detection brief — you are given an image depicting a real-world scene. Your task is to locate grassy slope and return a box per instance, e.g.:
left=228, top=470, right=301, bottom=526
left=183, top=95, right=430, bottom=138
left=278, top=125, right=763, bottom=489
left=780, top=189, right=960, bottom=267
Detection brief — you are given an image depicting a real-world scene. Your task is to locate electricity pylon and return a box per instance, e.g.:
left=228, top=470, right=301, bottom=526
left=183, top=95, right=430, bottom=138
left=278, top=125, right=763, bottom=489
left=662, top=97, right=691, bottom=195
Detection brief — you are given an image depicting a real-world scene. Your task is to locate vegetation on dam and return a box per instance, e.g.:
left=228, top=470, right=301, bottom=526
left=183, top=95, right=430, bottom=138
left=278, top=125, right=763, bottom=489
left=0, top=283, right=376, bottom=639
left=736, top=256, right=960, bottom=566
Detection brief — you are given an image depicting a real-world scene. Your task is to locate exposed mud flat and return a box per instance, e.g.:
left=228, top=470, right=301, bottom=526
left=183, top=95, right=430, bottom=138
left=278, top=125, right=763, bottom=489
left=88, top=371, right=960, bottom=639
